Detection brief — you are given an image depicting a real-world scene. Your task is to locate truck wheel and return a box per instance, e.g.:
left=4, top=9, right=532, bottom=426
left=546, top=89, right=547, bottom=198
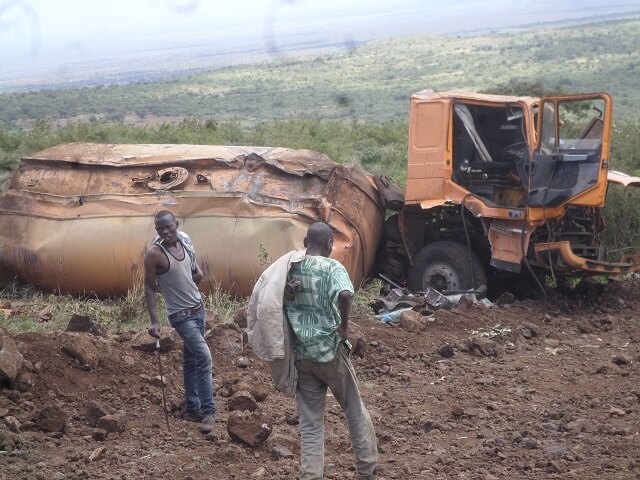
left=407, top=241, right=486, bottom=293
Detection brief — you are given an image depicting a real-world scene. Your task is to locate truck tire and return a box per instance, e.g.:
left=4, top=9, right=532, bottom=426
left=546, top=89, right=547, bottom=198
left=407, top=241, right=486, bottom=293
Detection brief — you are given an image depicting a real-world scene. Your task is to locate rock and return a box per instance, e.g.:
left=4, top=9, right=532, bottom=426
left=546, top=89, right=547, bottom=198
left=608, top=407, right=626, bottom=417
left=92, top=428, right=108, bottom=441
left=60, top=333, right=99, bottom=368
left=140, top=374, right=169, bottom=388
left=52, top=472, right=66, bottom=480
left=423, top=420, right=445, bottom=432
left=577, top=322, right=594, bottom=334
left=271, top=444, right=295, bottom=460
left=65, top=314, right=107, bottom=337
left=231, top=382, right=269, bottom=402
left=227, top=411, right=272, bottom=447
left=214, top=323, right=244, bottom=358
left=595, top=365, right=608, bottom=374
left=0, top=407, right=8, bottom=417
left=86, top=401, right=115, bottom=427
left=122, top=356, right=135, bottom=366
left=0, top=332, right=24, bottom=386
left=545, top=443, right=567, bottom=460
left=437, top=343, right=454, bottom=358
left=252, top=467, right=266, bottom=477
left=36, top=405, right=67, bottom=432
left=495, top=291, right=515, bottom=306
left=521, top=437, right=538, bottom=449
left=14, top=371, right=35, bottom=392
left=0, top=430, right=17, bottom=451
left=233, top=307, right=248, bottom=329
left=4, top=415, right=20, bottom=432
left=130, top=327, right=176, bottom=353
left=451, top=407, right=465, bottom=418
left=612, top=354, right=632, bottom=366
left=351, top=334, right=367, bottom=358
left=461, top=336, right=499, bottom=357
left=88, top=446, right=106, bottom=462
left=228, top=390, right=258, bottom=412
left=236, top=357, right=250, bottom=368
left=96, top=413, right=127, bottom=433
left=398, top=310, right=421, bottom=332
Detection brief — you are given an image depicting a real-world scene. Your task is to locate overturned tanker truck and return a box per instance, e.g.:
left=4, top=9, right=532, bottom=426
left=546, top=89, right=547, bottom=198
left=0, top=144, right=385, bottom=296
left=1, top=90, right=640, bottom=297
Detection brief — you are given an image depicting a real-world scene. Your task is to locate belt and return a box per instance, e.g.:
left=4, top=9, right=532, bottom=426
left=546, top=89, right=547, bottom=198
left=168, top=302, right=204, bottom=322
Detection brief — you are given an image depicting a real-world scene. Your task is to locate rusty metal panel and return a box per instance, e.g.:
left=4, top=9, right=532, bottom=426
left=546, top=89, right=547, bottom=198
left=0, top=143, right=385, bottom=296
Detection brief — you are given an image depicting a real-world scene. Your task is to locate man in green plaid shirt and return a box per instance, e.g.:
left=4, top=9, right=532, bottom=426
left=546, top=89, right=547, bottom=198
left=284, top=222, right=378, bottom=480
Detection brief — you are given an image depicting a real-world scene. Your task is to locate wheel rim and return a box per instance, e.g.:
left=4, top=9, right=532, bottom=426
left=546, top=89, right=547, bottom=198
left=422, top=262, right=460, bottom=292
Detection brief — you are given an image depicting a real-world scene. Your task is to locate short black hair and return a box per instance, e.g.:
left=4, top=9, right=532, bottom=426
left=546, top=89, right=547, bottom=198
left=154, top=210, right=176, bottom=221
left=306, top=222, right=333, bottom=247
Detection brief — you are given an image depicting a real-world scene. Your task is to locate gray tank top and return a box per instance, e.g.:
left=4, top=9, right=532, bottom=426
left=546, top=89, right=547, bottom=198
left=156, top=243, right=202, bottom=316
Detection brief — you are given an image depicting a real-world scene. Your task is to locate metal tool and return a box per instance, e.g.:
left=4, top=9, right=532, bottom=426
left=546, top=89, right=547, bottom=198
left=155, top=338, right=170, bottom=431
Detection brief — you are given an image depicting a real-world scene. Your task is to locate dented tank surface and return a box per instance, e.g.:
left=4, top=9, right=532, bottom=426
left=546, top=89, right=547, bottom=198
left=0, top=143, right=385, bottom=296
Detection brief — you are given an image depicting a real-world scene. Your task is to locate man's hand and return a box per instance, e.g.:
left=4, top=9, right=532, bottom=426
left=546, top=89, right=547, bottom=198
left=338, top=323, right=348, bottom=340
left=284, top=280, right=301, bottom=303
left=148, top=323, right=161, bottom=339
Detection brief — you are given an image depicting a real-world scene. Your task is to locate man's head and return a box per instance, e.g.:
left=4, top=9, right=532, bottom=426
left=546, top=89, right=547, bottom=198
left=154, top=210, right=179, bottom=245
left=303, top=222, right=334, bottom=257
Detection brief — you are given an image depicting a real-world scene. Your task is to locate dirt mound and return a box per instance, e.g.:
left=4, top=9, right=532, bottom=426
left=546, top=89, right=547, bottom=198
left=1, top=283, right=639, bottom=479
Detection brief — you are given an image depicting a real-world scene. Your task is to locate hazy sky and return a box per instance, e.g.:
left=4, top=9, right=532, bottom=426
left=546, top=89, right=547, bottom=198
left=0, top=1, right=528, bottom=69
left=1, top=0, right=636, bottom=77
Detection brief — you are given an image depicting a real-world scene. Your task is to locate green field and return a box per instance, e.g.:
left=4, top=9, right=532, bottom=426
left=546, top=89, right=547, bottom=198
left=1, top=18, right=640, bottom=125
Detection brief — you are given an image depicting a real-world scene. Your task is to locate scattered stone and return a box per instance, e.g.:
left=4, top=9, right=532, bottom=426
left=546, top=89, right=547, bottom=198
left=437, top=343, right=454, bottom=358
left=228, top=390, right=258, bottom=412
left=545, top=443, right=567, bottom=460
left=0, top=430, right=17, bottom=451
left=370, top=340, right=380, bottom=347
left=460, top=336, right=499, bottom=357
left=130, top=327, right=176, bottom=353
left=271, top=444, right=295, bottom=460
left=451, top=407, right=465, bottom=418
left=96, top=413, right=127, bottom=433
left=36, top=405, right=67, bottom=432
left=66, top=314, right=107, bottom=337
left=140, top=374, right=169, bottom=388
left=233, top=307, right=248, bottom=329
left=0, top=331, right=24, bottom=386
left=595, top=365, right=608, bottom=375
left=14, top=371, right=35, bottom=391
left=423, top=420, right=445, bottom=432
left=231, top=382, right=269, bottom=402
left=399, top=310, right=426, bottom=332
left=122, top=356, right=135, bottom=367
left=86, top=401, right=115, bottom=427
left=577, top=322, right=594, bottom=334
left=236, top=357, right=250, bottom=368
left=214, top=323, right=244, bottom=358
left=88, top=446, right=106, bottom=462
left=52, top=472, right=65, bottom=480
left=495, top=292, right=515, bottom=306
left=4, top=415, right=20, bottom=432
left=60, top=333, right=99, bottom=368
left=521, top=437, right=539, bottom=449
left=227, top=411, right=272, bottom=447
left=608, top=407, right=626, bottom=417
left=252, top=467, right=266, bottom=477
left=0, top=407, right=9, bottom=418
left=612, top=354, right=632, bottom=366
left=92, top=429, right=108, bottom=441
left=475, top=376, right=495, bottom=386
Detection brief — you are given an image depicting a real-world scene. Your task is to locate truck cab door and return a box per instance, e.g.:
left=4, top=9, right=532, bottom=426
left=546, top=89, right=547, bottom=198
left=526, top=93, right=612, bottom=208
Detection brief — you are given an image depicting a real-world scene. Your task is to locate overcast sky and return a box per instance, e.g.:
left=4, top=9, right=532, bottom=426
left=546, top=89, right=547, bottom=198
left=1, top=0, right=636, bottom=77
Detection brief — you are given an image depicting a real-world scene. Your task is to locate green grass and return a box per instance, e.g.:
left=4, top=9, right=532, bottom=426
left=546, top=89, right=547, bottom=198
left=1, top=19, right=640, bottom=125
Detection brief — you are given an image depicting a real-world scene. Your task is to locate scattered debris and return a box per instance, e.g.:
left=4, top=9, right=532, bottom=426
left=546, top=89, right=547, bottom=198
left=227, top=411, right=272, bottom=447
left=66, top=314, right=107, bottom=337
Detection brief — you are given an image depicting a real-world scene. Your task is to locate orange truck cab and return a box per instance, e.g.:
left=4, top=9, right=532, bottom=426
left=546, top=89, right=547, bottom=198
left=377, top=90, right=640, bottom=293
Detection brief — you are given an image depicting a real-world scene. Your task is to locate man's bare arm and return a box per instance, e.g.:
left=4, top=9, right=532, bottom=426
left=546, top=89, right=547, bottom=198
left=192, top=261, right=204, bottom=285
left=337, top=290, right=352, bottom=340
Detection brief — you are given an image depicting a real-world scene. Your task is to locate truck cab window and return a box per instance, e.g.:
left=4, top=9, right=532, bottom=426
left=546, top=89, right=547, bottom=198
left=452, top=102, right=527, bottom=207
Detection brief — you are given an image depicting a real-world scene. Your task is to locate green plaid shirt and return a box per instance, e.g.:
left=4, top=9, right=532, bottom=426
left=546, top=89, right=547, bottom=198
left=285, top=256, right=354, bottom=363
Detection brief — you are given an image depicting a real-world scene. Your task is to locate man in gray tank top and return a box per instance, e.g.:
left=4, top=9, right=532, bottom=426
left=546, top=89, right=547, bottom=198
left=145, top=210, right=216, bottom=433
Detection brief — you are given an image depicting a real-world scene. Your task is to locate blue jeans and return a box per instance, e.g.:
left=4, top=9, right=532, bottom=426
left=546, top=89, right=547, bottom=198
left=171, top=310, right=216, bottom=417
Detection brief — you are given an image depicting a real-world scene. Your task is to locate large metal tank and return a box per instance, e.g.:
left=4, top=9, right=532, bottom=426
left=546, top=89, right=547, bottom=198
left=0, top=143, right=385, bottom=296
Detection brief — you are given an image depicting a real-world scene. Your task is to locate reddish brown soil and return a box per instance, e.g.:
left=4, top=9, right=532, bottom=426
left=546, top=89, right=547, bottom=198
left=1, top=281, right=639, bottom=480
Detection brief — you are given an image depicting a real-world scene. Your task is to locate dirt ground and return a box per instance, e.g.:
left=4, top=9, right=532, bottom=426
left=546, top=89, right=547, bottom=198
left=1, top=280, right=639, bottom=480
